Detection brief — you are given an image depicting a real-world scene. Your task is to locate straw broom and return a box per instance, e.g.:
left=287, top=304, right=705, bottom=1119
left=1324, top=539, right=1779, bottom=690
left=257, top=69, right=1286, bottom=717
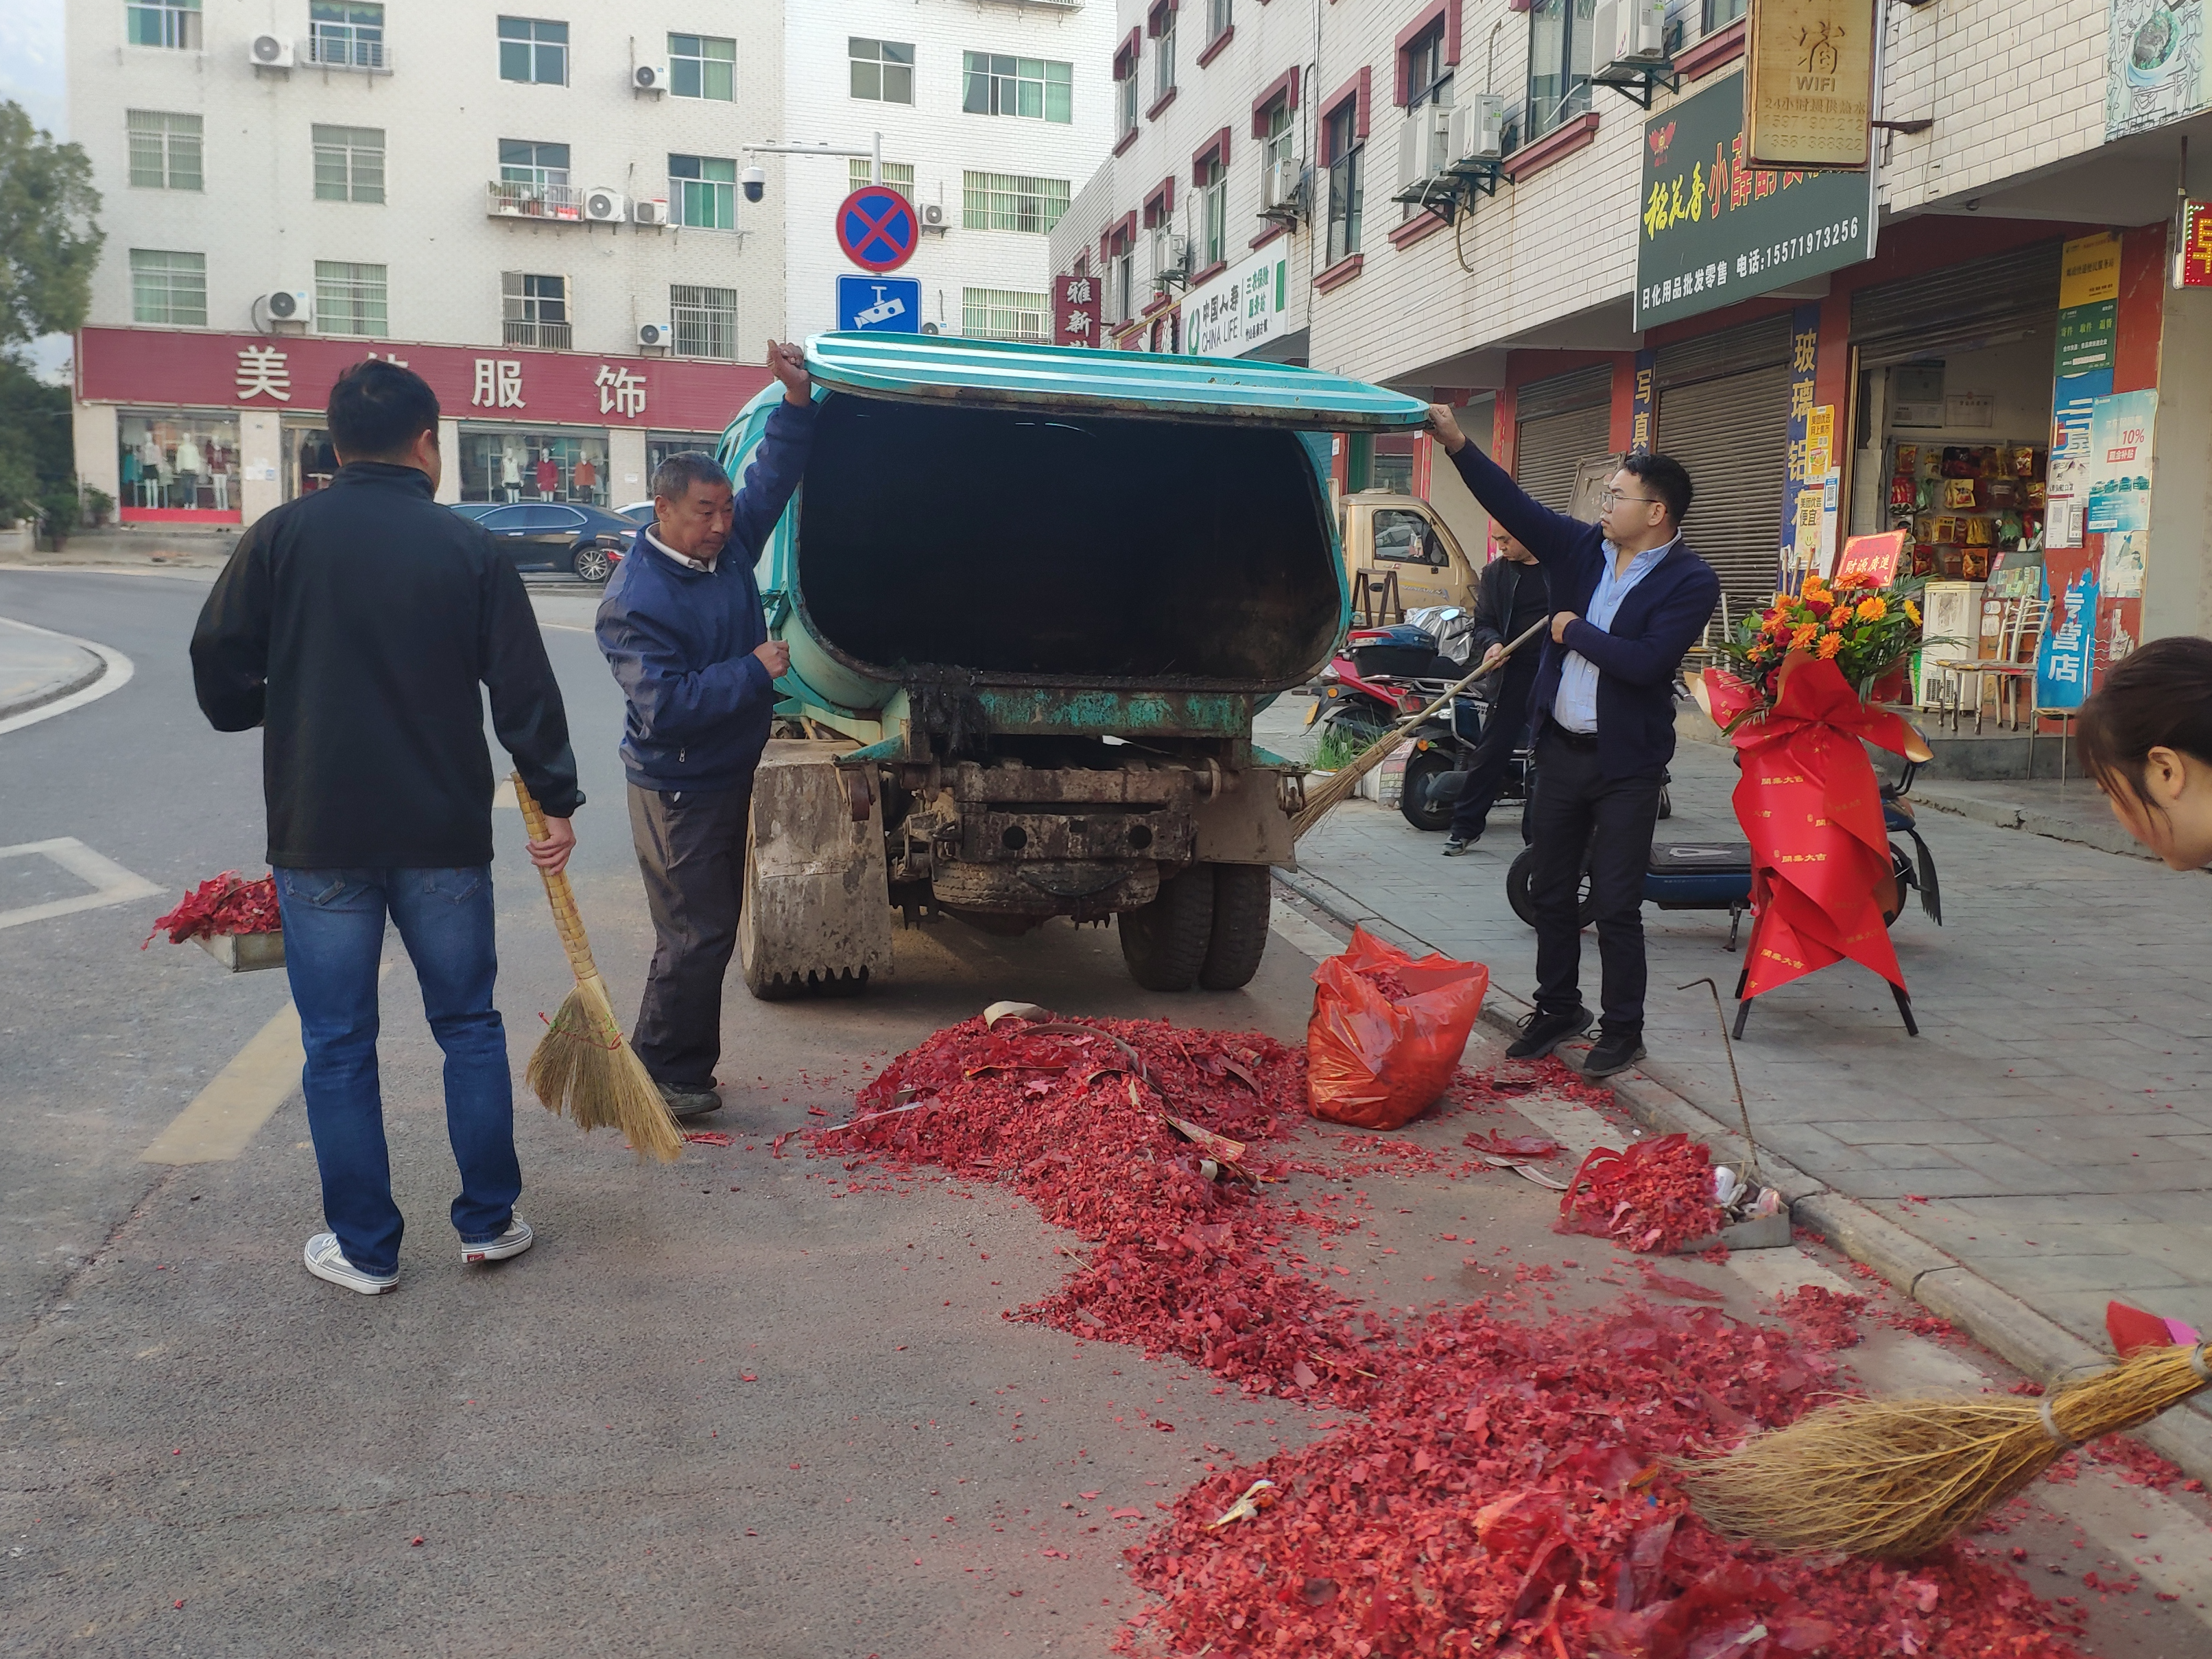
left=1680, top=1341, right=2212, bottom=1560
left=1290, top=616, right=1549, bottom=840
left=512, top=772, right=684, bottom=1163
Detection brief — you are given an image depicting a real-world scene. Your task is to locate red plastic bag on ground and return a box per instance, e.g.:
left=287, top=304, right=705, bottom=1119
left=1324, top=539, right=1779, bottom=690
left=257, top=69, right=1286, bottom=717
left=1306, top=927, right=1488, bottom=1130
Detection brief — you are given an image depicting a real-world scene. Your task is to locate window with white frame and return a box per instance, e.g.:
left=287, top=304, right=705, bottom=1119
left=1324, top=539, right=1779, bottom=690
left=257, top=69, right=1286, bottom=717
left=1198, top=153, right=1226, bottom=268
left=129, top=249, right=206, bottom=325
left=313, top=126, right=385, bottom=203
left=1207, top=0, right=1232, bottom=45
left=501, top=272, right=569, bottom=348
left=1111, top=238, right=1136, bottom=326
left=962, top=53, right=1072, bottom=122
left=961, top=171, right=1070, bottom=234
left=126, top=0, right=200, bottom=50
left=847, top=158, right=916, bottom=193
left=127, top=110, right=202, bottom=190
left=1115, top=45, right=1139, bottom=138
left=309, top=1, right=385, bottom=69
left=1261, top=96, right=1294, bottom=203
left=669, top=34, right=735, bottom=100
left=498, top=138, right=569, bottom=190
left=962, top=287, right=1049, bottom=342
left=851, top=38, right=914, bottom=104
left=668, top=154, right=737, bottom=228
left=671, top=283, right=740, bottom=358
left=497, top=16, right=567, bottom=84
left=315, top=260, right=388, bottom=335
left=1150, top=4, right=1176, bottom=102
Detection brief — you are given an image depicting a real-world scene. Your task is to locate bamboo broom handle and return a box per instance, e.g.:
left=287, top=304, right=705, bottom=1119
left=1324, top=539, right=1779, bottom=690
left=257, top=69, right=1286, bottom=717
left=512, top=772, right=602, bottom=986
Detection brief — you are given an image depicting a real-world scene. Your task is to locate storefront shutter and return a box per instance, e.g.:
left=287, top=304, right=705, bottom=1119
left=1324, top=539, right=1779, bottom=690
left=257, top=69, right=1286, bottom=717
left=1652, top=315, right=1793, bottom=390
left=1850, top=239, right=2062, bottom=367
left=1513, top=366, right=1615, bottom=514
left=1513, top=363, right=1614, bottom=422
left=1655, top=363, right=1793, bottom=608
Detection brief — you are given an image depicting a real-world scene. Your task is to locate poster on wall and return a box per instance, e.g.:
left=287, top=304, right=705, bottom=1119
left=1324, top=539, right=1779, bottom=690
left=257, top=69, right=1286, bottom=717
left=1744, top=0, right=1877, bottom=169
left=2107, top=0, right=2209, bottom=140
left=2085, top=389, right=2159, bottom=534
left=2035, top=567, right=2102, bottom=711
left=2100, top=531, right=2148, bottom=599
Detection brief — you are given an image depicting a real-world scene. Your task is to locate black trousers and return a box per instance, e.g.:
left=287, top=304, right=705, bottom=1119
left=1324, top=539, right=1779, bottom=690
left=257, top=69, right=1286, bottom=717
left=1523, top=726, right=1664, bottom=1034
left=627, top=780, right=752, bottom=1089
left=1448, top=659, right=1536, bottom=841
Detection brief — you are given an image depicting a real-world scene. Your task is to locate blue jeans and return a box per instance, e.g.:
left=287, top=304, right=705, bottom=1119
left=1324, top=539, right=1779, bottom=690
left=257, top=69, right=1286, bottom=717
left=274, top=867, right=522, bottom=1275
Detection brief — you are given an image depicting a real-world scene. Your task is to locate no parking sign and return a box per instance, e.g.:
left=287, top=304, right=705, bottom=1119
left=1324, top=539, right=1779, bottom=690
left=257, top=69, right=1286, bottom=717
left=835, top=185, right=918, bottom=273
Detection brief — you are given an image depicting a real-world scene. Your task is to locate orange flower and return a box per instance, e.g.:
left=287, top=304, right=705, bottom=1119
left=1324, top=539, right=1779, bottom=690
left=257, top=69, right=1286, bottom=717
left=1855, top=595, right=1888, bottom=622
left=1904, top=599, right=1922, bottom=625
left=1832, top=571, right=1870, bottom=593
left=1790, top=623, right=1819, bottom=651
left=1748, top=643, right=1771, bottom=661
left=1817, top=632, right=1844, bottom=659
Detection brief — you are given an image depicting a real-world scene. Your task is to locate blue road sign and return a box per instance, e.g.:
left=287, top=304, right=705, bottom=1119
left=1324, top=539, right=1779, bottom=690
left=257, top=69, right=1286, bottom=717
left=837, top=276, right=921, bottom=333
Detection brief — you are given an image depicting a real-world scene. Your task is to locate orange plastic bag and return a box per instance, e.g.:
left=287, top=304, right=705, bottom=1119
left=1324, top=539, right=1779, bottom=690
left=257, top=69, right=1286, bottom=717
left=1306, top=927, right=1488, bottom=1130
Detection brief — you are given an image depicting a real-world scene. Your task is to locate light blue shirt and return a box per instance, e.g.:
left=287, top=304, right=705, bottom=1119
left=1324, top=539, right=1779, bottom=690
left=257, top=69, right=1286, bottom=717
left=1551, top=536, right=1679, bottom=733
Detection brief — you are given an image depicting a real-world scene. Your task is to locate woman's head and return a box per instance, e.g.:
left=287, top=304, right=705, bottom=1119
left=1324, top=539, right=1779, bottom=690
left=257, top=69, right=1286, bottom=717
left=2077, top=636, right=2212, bottom=869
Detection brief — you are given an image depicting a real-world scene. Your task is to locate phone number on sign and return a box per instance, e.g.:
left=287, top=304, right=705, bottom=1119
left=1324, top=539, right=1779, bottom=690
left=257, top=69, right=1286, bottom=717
left=1642, top=215, right=1863, bottom=314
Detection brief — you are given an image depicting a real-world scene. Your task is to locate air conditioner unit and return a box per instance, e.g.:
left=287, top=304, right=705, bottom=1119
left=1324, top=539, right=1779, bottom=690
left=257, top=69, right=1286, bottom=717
left=1261, top=154, right=1309, bottom=215
left=918, top=200, right=949, bottom=230
left=262, top=289, right=313, bottom=324
left=632, top=198, right=669, bottom=226
left=1395, top=104, right=1455, bottom=194
left=637, top=321, right=673, bottom=348
left=1448, top=95, right=1509, bottom=166
left=249, top=34, right=295, bottom=69
left=632, top=63, right=670, bottom=93
left=584, top=187, right=628, bottom=223
left=1593, top=0, right=1670, bottom=81
left=1146, top=230, right=1188, bottom=290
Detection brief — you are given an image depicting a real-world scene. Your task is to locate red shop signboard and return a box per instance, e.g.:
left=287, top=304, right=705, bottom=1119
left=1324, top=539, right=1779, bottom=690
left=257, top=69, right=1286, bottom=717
left=76, top=327, right=773, bottom=432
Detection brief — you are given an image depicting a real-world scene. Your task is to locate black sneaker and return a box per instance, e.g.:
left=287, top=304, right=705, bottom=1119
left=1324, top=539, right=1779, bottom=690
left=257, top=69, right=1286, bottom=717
left=656, top=1082, right=723, bottom=1119
left=1505, top=1005, right=1593, bottom=1060
left=1442, top=833, right=1479, bottom=856
left=1582, top=1030, right=1647, bottom=1079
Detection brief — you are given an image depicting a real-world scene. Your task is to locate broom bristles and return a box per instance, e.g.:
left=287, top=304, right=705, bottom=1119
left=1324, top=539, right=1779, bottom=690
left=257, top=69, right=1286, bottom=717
left=1681, top=1342, right=2211, bottom=1560
left=525, top=972, right=684, bottom=1163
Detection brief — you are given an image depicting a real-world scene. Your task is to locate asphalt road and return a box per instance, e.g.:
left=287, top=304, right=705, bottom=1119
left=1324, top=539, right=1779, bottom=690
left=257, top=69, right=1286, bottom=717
left=1, top=569, right=2204, bottom=1657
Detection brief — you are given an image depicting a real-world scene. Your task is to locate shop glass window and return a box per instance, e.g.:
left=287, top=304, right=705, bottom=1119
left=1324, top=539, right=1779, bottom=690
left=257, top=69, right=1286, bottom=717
left=668, top=154, right=737, bottom=229
left=127, top=110, right=202, bottom=191
left=962, top=287, right=1049, bottom=342
left=669, top=34, right=735, bottom=101
left=1198, top=154, right=1226, bottom=268
left=501, top=270, right=569, bottom=348
left=1115, top=49, right=1139, bottom=138
left=1405, top=21, right=1451, bottom=108
left=129, top=248, right=206, bottom=326
left=1207, top=0, right=1232, bottom=45
left=463, top=431, right=608, bottom=506
left=309, top=1, right=385, bottom=69
left=1526, top=0, right=1595, bottom=141
left=287, top=427, right=339, bottom=498
left=851, top=38, right=914, bottom=104
left=670, top=283, right=740, bottom=359
left=126, top=0, right=200, bottom=50
left=119, top=411, right=239, bottom=513
left=315, top=260, right=388, bottom=336
left=313, top=126, right=385, bottom=203
left=1150, top=6, right=1176, bottom=103
left=963, top=53, right=1073, bottom=123
left=846, top=158, right=915, bottom=194
left=497, top=16, right=567, bottom=85
left=646, top=433, right=722, bottom=488
left=962, top=170, right=1070, bottom=234
left=1324, top=100, right=1362, bottom=266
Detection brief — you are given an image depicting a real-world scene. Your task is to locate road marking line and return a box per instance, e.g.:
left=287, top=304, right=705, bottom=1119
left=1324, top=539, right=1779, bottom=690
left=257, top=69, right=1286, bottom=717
left=140, top=1001, right=304, bottom=1165
left=0, top=615, right=135, bottom=737
left=1268, top=907, right=1344, bottom=964
left=0, top=837, right=162, bottom=932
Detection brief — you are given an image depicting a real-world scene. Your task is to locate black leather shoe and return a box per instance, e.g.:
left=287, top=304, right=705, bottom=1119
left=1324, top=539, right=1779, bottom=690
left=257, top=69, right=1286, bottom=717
left=1506, top=1005, right=1593, bottom=1060
left=656, top=1082, right=723, bottom=1119
left=1582, top=1030, right=1647, bottom=1079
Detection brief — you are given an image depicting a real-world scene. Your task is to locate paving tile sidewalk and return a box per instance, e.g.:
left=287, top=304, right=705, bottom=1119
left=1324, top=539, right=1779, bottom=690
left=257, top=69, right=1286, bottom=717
left=1259, top=700, right=2212, bottom=1375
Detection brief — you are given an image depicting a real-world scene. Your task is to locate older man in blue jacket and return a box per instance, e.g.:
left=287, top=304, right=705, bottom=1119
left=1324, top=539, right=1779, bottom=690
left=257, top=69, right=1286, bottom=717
left=597, top=341, right=814, bottom=1117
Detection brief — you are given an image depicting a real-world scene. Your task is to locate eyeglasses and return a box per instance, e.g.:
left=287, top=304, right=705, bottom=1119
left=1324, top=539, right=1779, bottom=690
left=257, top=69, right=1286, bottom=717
left=1599, top=487, right=1660, bottom=508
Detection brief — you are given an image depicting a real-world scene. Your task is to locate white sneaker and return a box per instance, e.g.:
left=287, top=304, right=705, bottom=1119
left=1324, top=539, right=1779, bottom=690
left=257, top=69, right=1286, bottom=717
left=304, top=1232, right=397, bottom=1295
left=462, top=1216, right=534, bottom=1265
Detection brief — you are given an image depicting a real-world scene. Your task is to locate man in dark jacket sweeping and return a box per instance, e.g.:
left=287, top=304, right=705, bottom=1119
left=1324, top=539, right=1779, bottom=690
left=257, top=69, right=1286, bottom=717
left=1427, top=404, right=1719, bottom=1079
left=1441, top=528, right=1551, bottom=855
left=191, top=359, right=582, bottom=1294
left=595, top=341, right=815, bottom=1118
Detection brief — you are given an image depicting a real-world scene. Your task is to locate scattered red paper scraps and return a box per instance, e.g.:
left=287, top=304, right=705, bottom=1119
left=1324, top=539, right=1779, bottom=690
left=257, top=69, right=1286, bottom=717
left=1118, top=1298, right=2092, bottom=1659
left=410, top=1536, right=423, bottom=1547
left=770, top=1132, right=794, bottom=1158
left=1464, top=1129, right=1565, bottom=1160
left=1635, top=1263, right=1728, bottom=1303
left=807, top=1104, right=829, bottom=1117
left=1772, top=1283, right=1869, bottom=1352
left=1558, top=1133, right=1723, bottom=1254
left=682, top=1131, right=733, bottom=1147
left=740, top=1373, right=758, bottom=1383
left=1080, top=1490, right=1101, bottom=1499
left=144, top=871, right=281, bottom=946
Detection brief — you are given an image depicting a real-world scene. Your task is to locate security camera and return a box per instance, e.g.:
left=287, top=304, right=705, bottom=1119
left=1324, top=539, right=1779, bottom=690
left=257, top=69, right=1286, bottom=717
left=741, top=165, right=765, bottom=203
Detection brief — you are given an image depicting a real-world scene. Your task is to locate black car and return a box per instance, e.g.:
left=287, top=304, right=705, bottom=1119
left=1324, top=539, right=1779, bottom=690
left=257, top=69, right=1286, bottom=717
left=457, top=501, right=637, bottom=582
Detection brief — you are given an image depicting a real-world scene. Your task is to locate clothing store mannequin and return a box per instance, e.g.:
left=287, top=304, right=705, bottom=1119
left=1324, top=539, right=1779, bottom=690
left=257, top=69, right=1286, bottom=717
left=501, top=443, right=522, bottom=503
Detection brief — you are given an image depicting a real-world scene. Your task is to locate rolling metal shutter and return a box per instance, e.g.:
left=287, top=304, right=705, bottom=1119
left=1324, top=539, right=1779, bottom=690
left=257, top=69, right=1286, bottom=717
left=1655, top=363, right=1793, bottom=608
left=1851, top=239, right=2062, bottom=367
left=1653, top=315, right=1793, bottom=390
left=1514, top=365, right=1615, bottom=514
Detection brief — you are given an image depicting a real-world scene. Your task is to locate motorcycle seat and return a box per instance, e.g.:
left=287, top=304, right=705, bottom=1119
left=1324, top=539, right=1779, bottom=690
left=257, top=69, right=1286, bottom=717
left=1648, top=842, right=1753, bottom=877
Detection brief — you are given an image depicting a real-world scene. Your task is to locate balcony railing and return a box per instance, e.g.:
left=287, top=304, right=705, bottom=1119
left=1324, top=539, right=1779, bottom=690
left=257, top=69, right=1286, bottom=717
left=486, top=180, right=586, bottom=220
left=503, top=319, right=572, bottom=350
left=305, top=34, right=391, bottom=72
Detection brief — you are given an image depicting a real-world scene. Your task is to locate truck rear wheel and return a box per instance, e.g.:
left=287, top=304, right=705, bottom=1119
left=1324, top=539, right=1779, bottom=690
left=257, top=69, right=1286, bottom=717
left=1198, top=863, right=1271, bottom=991
left=1117, top=865, right=1215, bottom=992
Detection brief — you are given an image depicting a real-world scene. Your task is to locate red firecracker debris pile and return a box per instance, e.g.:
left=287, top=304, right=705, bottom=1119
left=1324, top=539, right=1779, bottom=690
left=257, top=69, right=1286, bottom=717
left=144, top=872, right=281, bottom=946
left=816, top=1012, right=1383, bottom=1402
left=1558, top=1133, right=1724, bottom=1254
left=1773, top=1284, right=1870, bottom=1352
left=1123, top=1298, right=2090, bottom=1659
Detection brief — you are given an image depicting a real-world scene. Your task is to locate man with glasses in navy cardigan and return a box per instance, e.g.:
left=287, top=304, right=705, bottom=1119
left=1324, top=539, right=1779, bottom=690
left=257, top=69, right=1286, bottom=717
left=1426, top=403, right=1720, bottom=1079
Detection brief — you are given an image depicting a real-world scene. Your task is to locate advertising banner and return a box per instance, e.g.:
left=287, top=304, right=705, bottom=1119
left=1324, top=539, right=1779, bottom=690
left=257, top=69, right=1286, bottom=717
left=1744, top=0, right=1877, bottom=169
left=1053, top=272, right=1103, bottom=348
left=2085, top=389, right=2158, bottom=535
left=1180, top=250, right=1291, bottom=358
left=2107, top=0, right=2209, bottom=140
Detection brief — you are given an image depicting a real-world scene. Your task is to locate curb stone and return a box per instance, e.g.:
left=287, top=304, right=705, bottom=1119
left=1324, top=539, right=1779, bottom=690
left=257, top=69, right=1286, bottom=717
left=0, top=653, right=105, bottom=724
left=1270, top=866, right=2212, bottom=1485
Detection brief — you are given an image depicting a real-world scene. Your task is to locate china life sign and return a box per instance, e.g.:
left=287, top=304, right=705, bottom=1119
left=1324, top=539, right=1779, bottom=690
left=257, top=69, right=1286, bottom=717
left=1744, top=0, right=1876, bottom=169
left=1181, top=251, right=1289, bottom=357
left=1635, top=71, right=1875, bottom=329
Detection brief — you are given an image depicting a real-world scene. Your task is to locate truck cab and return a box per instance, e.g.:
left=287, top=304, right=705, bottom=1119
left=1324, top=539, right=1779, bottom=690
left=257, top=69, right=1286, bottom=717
left=1338, top=491, right=1478, bottom=619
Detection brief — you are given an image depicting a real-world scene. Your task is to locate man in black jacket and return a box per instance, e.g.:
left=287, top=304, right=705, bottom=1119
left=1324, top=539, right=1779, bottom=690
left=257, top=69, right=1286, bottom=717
left=191, top=360, right=582, bottom=1296
left=1442, top=529, right=1550, bottom=855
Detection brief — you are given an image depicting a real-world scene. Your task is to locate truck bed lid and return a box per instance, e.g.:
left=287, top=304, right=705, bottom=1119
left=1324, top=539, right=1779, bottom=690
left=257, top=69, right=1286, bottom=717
left=802, top=332, right=1431, bottom=431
